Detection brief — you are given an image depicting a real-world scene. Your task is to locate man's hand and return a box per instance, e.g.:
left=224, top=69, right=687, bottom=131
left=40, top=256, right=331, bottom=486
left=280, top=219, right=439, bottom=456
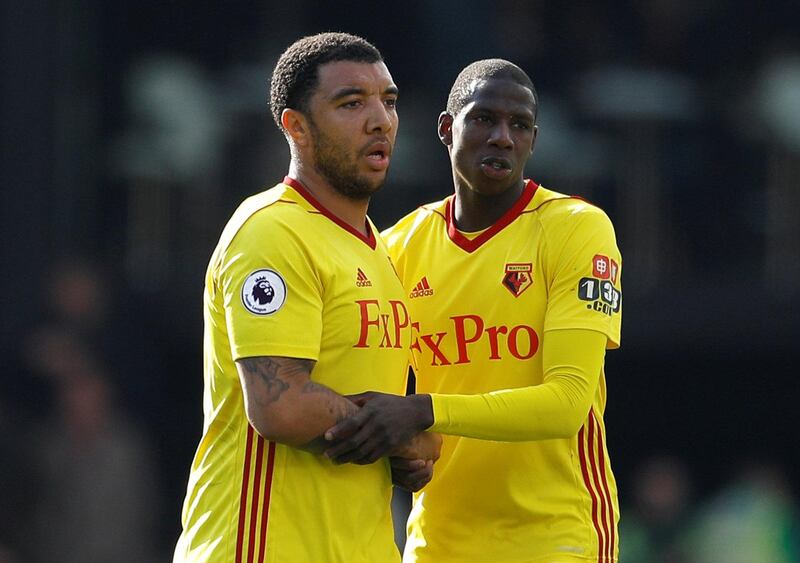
left=390, top=458, right=434, bottom=492
left=323, top=392, right=434, bottom=465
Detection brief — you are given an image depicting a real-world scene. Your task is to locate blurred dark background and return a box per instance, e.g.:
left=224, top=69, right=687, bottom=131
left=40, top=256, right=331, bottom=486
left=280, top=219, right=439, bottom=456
left=2, top=1, right=799, bottom=561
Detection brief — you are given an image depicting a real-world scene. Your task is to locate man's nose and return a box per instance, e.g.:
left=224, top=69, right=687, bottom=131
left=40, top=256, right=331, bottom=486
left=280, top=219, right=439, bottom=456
left=366, top=99, right=393, bottom=133
left=488, top=121, right=513, bottom=149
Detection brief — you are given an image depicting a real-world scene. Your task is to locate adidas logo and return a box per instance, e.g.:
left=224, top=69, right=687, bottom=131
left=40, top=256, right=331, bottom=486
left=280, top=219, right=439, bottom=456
left=356, top=268, right=372, bottom=287
left=409, top=276, right=434, bottom=298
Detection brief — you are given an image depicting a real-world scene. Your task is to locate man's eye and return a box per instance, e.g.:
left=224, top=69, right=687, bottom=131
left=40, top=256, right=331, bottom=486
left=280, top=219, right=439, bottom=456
left=385, top=98, right=397, bottom=108
left=342, top=100, right=362, bottom=109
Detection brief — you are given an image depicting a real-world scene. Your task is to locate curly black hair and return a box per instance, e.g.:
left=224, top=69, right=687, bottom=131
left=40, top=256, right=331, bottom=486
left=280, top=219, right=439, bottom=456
left=269, top=32, right=383, bottom=130
left=446, top=59, right=538, bottom=119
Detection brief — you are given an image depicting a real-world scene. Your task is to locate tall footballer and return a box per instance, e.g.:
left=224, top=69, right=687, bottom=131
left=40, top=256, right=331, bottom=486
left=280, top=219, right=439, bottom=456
left=173, top=33, right=440, bottom=563
left=325, top=59, right=622, bottom=562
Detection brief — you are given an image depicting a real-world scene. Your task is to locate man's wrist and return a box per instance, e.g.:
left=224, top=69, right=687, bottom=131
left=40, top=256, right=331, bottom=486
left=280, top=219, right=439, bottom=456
left=410, top=394, right=434, bottom=431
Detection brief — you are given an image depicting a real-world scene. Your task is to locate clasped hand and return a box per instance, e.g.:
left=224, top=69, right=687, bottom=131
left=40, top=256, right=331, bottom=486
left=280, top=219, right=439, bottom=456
left=324, top=391, right=438, bottom=491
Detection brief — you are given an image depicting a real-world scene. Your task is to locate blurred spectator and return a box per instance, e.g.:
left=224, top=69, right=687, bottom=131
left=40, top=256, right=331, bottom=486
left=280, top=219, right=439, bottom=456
left=23, top=327, right=162, bottom=563
left=619, top=455, right=694, bottom=563
left=30, top=257, right=168, bottom=440
left=15, top=256, right=176, bottom=554
left=683, top=461, right=800, bottom=563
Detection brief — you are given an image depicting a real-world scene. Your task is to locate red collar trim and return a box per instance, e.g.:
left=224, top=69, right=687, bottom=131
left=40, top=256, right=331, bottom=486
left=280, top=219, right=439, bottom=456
left=446, top=179, right=538, bottom=253
left=283, top=176, right=376, bottom=250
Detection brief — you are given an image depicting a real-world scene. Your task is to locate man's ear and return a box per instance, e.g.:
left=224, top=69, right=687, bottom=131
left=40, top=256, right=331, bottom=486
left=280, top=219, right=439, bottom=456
left=530, top=124, right=539, bottom=155
left=437, top=112, right=454, bottom=146
left=281, top=108, right=311, bottom=147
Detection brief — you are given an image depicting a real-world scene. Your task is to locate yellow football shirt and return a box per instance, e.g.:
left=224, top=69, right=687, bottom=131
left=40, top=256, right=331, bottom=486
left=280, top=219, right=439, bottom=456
left=383, top=180, right=622, bottom=563
left=174, top=178, right=411, bottom=563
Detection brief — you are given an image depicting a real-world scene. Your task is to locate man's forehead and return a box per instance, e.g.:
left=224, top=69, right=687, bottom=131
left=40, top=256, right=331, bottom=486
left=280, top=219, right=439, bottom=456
left=462, top=77, right=535, bottom=114
left=316, top=60, right=395, bottom=91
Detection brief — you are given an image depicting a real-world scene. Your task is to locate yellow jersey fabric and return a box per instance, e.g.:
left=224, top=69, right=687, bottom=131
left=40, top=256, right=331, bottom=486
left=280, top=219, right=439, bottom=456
left=174, top=177, right=411, bottom=563
left=382, top=180, right=622, bottom=563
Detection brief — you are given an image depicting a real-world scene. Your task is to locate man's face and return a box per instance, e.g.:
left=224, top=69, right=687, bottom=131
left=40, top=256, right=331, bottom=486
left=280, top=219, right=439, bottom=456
left=443, top=78, right=537, bottom=197
left=305, top=60, right=399, bottom=200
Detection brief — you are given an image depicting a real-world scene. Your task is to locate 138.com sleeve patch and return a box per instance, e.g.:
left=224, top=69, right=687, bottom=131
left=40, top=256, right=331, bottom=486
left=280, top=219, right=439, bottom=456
left=578, top=254, right=620, bottom=316
left=241, top=269, right=287, bottom=315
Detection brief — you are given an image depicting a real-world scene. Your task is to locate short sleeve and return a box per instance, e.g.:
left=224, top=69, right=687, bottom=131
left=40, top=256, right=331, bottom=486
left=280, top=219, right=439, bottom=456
left=542, top=204, right=622, bottom=348
left=218, top=211, right=324, bottom=361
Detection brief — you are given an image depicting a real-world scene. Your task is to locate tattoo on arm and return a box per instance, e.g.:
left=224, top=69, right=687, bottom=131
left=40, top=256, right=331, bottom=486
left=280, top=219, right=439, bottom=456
left=240, top=357, right=313, bottom=406
left=238, top=356, right=359, bottom=455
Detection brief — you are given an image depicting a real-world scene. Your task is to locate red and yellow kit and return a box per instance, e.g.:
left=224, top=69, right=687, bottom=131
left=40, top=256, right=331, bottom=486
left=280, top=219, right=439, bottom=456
left=174, top=178, right=411, bottom=563
left=383, top=180, right=622, bottom=563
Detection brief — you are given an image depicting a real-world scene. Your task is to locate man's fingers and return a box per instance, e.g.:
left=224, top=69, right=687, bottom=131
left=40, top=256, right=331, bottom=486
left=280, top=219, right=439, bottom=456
left=406, top=460, right=433, bottom=480
left=390, top=457, right=433, bottom=492
left=324, top=422, right=377, bottom=462
left=390, top=457, right=426, bottom=471
left=324, top=409, right=371, bottom=441
left=334, top=434, right=386, bottom=465
left=343, top=392, right=374, bottom=407
left=407, top=460, right=434, bottom=491
left=404, top=467, right=431, bottom=482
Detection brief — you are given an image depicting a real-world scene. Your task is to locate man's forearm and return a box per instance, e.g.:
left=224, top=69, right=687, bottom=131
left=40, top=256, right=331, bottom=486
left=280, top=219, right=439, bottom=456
left=294, top=379, right=361, bottom=453
left=237, top=357, right=359, bottom=450
left=428, top=329, right=606, bottom=441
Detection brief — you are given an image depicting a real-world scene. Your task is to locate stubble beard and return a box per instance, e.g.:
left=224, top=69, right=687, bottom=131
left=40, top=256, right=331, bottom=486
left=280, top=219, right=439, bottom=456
left=309, top=120, right=385, bottom=201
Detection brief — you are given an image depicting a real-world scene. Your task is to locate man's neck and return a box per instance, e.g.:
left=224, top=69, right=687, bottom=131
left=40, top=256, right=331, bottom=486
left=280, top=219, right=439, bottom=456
left=452, top=179, right=526, bottom=232
left=287, top=161, right=370, bottom=235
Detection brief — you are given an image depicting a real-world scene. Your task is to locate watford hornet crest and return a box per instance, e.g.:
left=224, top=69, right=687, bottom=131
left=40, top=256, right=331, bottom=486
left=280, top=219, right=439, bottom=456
left=503, top=263, right=533, bottom=297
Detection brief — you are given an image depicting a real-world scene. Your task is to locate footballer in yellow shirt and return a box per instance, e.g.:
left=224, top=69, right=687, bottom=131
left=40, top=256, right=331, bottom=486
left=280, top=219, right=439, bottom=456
left=325, top=59, right=621, bottom=562
left=384, top=180, right=621, bottom=563
left=174, top=34, right=439, bottom=563
left=174, top=179, right=412, bottom=563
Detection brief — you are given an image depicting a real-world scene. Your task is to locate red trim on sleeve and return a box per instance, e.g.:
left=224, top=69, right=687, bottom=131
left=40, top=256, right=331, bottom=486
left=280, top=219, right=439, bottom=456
left=445, top=179, right=538, bottom=253
left=283, top=176, right=377, bottom=249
